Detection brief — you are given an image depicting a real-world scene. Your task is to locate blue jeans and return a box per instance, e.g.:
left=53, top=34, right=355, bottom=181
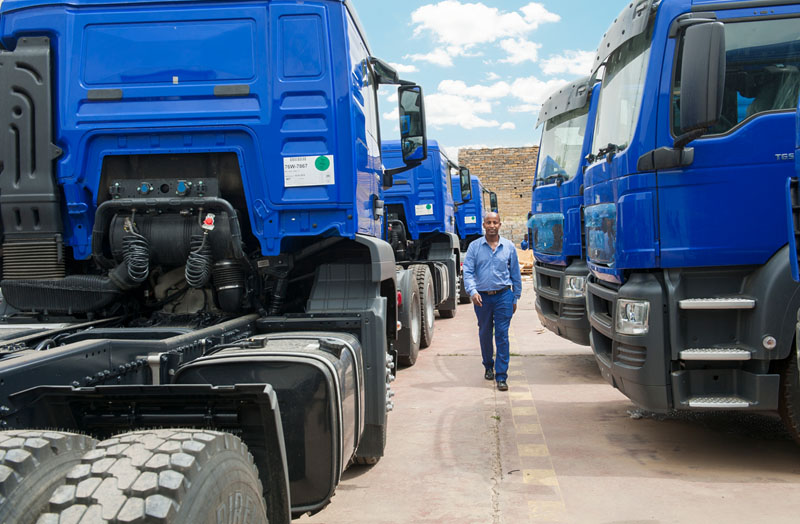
left=474, top=288, right=513, bottom=382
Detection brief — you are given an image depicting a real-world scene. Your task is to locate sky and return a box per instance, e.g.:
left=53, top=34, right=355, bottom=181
left=349, top=0, right=623, bottom=161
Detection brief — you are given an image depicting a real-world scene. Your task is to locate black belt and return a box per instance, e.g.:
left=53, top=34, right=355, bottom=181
left=479, top=285, right=510, bottom=296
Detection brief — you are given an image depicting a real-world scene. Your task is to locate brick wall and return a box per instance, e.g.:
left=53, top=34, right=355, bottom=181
left=458, top=146, right=539, bottom=245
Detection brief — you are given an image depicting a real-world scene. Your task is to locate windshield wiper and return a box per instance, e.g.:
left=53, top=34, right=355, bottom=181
left=541, top=172, right=567, bottom=185
left=590, top=143, right=623, bottom=162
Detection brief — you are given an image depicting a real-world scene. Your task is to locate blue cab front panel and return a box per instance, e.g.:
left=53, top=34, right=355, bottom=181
left=0, top=0, right=381, bottom=258
left=584, top=0, right=797, bottom=284
left=531, top=83, right=600, bottom=266
left=382, top=140, right=455, bottom=239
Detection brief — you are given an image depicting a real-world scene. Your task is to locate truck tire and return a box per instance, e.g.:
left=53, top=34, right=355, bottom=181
left=779, top=344, right=800, bottom=444
left=39, top=429, right=269, bottom=524
left=458, top=274, right=470, bottom=304
left=414, top=264, right=435, bottom=348
left=353, top=423, right=387, bottom=466
left=397, top=276, right=422, bottom=367
left=0, top=430, right=97, bottom=524
left=439, top=304, right=456, bottom=319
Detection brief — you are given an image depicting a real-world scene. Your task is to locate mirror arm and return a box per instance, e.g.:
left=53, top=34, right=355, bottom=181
left=674, top=128, right=705, bottom=149
left=385, top=162, right=421, bottom=177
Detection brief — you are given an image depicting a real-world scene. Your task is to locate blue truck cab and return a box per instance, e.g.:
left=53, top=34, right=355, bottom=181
left=454, top=174, right=498, bottom=302
left=530, top=76, right=600, bottom=346
left=582, top=0, right=800, bottom=440
left=381, top=140, right=470, bottom=362
left=0, top=0, right=430, bottom=519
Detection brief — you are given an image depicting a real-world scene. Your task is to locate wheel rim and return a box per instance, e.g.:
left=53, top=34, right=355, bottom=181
left=410, top=293, right=421, bottom=345
left=425, top=282, right=434, bottom=331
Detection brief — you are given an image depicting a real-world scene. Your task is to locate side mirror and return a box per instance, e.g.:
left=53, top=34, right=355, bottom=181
left=679, top=22, right=725, bottom=134
left=398, top=85, right=427, bottom=163
left=489, top=192, right=498, bottom=213
left=459, top=168, right=472, bottom=202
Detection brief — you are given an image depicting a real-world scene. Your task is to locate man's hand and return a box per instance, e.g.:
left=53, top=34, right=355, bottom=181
left=513, top=303, right=517, bottom=314
left=471, top=293, right=483, bottom=307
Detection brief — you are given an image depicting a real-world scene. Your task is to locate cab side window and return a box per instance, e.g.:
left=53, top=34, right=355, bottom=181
left=672, top=17, right=800, bottom=136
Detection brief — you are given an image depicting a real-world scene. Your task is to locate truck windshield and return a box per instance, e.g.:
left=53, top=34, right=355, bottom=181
left=672, top=17, right=800, bottom=136
left=536, top=104, right=589, bottom=185
left=592, top=32, right=651, bottom=157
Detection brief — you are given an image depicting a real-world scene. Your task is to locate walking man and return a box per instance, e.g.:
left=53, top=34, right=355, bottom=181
left=462, top=212, right=522, bottom=391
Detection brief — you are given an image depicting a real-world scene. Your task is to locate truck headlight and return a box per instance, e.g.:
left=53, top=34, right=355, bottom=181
left=616, top=299, right=650, bottom=335
left=563, top=276, right=586, bottom=298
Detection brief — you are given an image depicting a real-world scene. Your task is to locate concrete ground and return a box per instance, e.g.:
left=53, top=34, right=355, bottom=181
left=301, top=277, right=800, bottom=524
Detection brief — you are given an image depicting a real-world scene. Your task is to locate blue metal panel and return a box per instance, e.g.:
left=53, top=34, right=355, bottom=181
left=0, top=0, right=380, bottom=258
left=531, top=82, right=600, bottom=266
left=382, top=140, right=454, bottom=239
left=454, top=176, right=485, bottom=239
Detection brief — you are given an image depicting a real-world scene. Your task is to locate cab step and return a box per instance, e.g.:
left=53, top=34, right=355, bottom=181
left=678, top=298, right=755, bottom=310
left=679, top=348, right=752, bottom=361
left=687, top=396, right=751, bottom=408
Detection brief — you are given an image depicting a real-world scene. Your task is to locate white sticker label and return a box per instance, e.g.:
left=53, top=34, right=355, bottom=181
left=415, top=203, right=434, bottom=216
left=283, top=155, right=335, bottom=187
left=465, top=215, right=477, bottom=224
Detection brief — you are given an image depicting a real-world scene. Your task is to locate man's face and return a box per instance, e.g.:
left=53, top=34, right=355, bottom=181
left=484, top=215, right=501, bottom=236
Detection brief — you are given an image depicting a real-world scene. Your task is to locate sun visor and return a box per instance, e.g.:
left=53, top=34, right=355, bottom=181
left=536, top=76, right=592, bottom=128
left=592, top=0, right=656, bottom=76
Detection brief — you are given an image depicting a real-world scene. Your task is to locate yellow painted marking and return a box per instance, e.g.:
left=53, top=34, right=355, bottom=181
left=515, top=423, right=542, bottom=435
left=509, top=391, right=533, bottom=401
left=523, top=469, right=559, bottom=486
left=517, top=444, right=549, bottom=457
left=506, top=322, right=568, bottom=521
left=529, top=501, right=566, bottom=521
left=512, top=406, right=537, bottom=416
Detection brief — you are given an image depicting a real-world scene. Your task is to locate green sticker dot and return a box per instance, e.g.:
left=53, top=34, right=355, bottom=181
left=426, top=204, right=432, bottom=209
left=315, top=156, right=331, bottom=171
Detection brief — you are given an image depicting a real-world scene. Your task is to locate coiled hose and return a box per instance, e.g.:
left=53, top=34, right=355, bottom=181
left=122, top=217, right=150, bottom=283
left=185, top=233, right=213, bottom=288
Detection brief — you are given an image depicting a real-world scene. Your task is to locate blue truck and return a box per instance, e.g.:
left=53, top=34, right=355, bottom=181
left=382, top=140, right=471, bottom=365
left=530, top=76, right=600, bottom=346
left=0, top=0, right=429, bottom=520
left=454, top=175, right=498, bottom=303
left=582, top=0, right=800, bottom=441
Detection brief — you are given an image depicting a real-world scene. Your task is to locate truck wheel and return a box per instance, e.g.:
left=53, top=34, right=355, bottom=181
left=439, top=305, right=456, bottom=319
left=0, top=430, right=97, bottom=524
left=39, top=429, right=269, bottom=524
left=779, top=345, right=800, bottom=444
left=353, top=423, right=387, bottom=466
left=397, top=279, right=421, bottom=367
left=414, top=264, right=435, bottom=348
left=458, top=274, right=470, bottom=304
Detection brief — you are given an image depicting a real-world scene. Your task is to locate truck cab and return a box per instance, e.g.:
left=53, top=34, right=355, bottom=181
left=530, top=76, right=600, bottom=346
left=582, top=0, right=800, bottom=440
left=454, top=175, right=497, bottom=302
left=0, top=0, right=428, bottom=519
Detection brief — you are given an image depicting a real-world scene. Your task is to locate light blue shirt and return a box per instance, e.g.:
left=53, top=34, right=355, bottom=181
left=463, top=236, right=522, bottom=303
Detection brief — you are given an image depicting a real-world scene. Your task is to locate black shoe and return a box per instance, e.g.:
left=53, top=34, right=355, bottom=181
left=484, top=368, right=494, bottom=380
left=497, top=380, right=508, bottom=391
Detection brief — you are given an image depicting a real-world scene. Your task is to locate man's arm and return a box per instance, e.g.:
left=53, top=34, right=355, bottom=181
left=508, top=243, right=522, bottom=304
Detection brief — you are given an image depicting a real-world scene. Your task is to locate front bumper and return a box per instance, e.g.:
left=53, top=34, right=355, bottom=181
left=534, top=260, right=590, bottom=346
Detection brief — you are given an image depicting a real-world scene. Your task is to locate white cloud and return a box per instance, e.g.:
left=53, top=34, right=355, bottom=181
left=499, top=38, right=542, bottom=64
left=405, top=48, right=454, bottom=67
left=510, top=76, right=568, bottom=105
left=425, top=92, right=500, bottom=129
left=438, top=79, right=511, bottom=100
left=408, top=1, right=559, bottom=67
left=508, top=103, right=541, bottom=114
left=500, top=122, right=516, bottom=130
left=486, top=72, right=501, bottom=81
left=388, top=62, right=419, bottom=74
left=540, top=50, right=595, bottom=76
